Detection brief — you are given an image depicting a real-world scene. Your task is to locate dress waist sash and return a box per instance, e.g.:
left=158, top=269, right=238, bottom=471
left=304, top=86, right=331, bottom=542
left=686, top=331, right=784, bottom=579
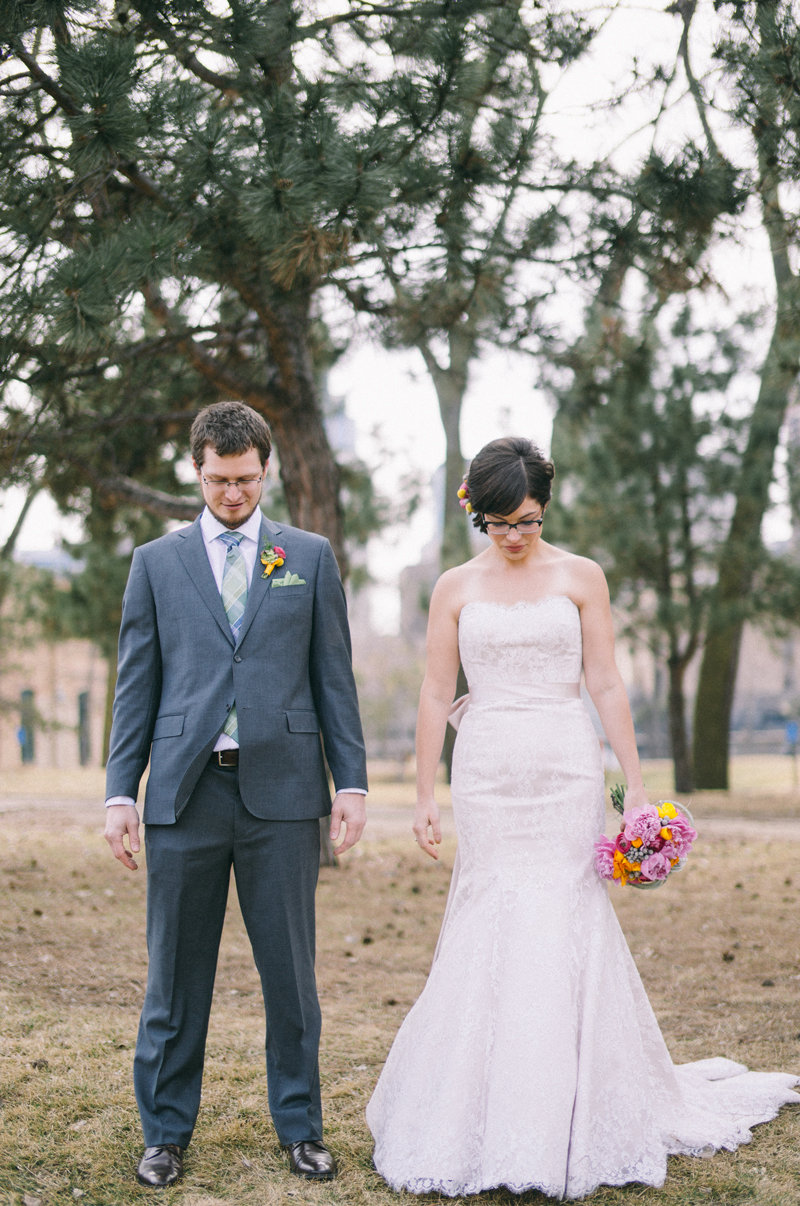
left=447, top=681, right=581, bottom=731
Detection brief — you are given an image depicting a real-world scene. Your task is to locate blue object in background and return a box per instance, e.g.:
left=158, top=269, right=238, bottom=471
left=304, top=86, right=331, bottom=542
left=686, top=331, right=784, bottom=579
left=19, top=688, right=35, bottom=763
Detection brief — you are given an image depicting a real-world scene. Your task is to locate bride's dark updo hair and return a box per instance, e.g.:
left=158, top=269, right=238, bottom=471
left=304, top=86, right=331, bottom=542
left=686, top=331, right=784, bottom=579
left=466, top=437, right=555, bottom=532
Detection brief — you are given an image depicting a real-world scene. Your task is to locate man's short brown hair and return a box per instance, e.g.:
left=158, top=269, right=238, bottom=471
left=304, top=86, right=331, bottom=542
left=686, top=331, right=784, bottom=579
left=190, top=402, right=272, bottom=466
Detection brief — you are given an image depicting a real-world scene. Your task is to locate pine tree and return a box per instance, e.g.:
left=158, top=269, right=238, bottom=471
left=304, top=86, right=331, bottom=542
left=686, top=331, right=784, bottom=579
left=547, top=0, right=800, bottom=790
left=548, top=303, right=754, bottom=792
left=688, top=1, right=800, bottom=787
left=343, top=1, right=594, bottom=575
left=0, top=0, right=481, bottom=572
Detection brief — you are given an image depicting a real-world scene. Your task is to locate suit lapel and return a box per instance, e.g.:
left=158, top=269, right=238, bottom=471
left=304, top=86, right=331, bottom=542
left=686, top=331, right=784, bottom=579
left=237, top=515, right=282, bottom=648
left=176, top=518, right=234, bottom=646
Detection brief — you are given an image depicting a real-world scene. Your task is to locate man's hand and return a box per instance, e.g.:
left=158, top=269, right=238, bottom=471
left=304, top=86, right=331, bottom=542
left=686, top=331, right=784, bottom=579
left=330, top=792, right=366, bottom=855
left=104, top=804, right=141, bottom=871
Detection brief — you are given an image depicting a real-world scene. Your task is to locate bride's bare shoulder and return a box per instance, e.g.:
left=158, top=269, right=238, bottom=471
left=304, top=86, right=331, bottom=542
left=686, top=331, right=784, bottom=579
left=430, top=554, right=486, bottom=613
left=547, top=545, right=608, bottom=602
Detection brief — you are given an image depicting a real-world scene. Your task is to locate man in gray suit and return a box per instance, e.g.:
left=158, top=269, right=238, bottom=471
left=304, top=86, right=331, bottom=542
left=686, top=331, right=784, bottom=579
left=104, top=401, right=367, bottom=1188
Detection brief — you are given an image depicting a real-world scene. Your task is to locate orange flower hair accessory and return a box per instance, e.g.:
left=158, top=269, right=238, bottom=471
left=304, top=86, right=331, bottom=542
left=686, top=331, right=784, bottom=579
left=457, top=477, right=473, bottom=514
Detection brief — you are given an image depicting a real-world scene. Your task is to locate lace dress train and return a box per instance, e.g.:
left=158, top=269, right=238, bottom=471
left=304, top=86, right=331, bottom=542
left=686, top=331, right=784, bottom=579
left=366, top=598, right=799, bottom=1200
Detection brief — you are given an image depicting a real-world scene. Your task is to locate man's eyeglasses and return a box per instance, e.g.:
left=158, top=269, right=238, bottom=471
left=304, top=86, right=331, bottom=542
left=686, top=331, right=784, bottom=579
left=484, top=516, right=544, bottom=535
left=201, top=474, right=264, bottom=491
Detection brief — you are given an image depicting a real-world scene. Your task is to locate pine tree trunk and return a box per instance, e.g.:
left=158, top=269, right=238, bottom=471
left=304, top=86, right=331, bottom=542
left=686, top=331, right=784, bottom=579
left=692, top=310, right=800, bottom=788
left=0, top=484, right=39, bottom=610
left=437, top=375, right=473, bottom=576
left=692, top=2, right=800, bottom=788
left=270, top=400, right=347, bottom=576
left=667, top=658, right=694, bottom=793
left=418, top=330, right=474, bottom=781
left=319, top=819, right=336, bottom=868
left=102, top=638, right=119, bottom=768
left=234, top=283, right=350, bottom=577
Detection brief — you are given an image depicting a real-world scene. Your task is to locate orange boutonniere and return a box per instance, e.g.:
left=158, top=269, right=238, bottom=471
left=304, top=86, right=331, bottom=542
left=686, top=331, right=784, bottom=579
left=260, top=540, right=286, bottom=578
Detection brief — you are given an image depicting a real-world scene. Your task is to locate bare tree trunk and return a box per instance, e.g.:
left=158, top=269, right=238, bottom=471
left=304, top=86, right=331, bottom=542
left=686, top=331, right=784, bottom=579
left=418, top=332, right=474, bottom=574
left=102, top=637, right=119, bottom=768
left=0, top=483, right=40, bottom=609
left=437, top=384, right=473, bottom=574
left=691, top=1, right=800, bottom=788
left=693, top=257, right=800, bottom=787
left=667, top=658, right=694, bottom=793
left=270, top=400, right=347, bottom=576
left=319, top=818, right=337, bottom=867
left=418, top=331, right=474, bottom=781
left=235, top=281, right=351, bottom=576
left=144, top=281, right=349, bottom=577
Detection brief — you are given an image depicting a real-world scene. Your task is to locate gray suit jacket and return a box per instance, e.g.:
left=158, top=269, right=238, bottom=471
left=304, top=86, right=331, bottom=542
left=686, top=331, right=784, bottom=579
left=105, top=512, right=368, bottom=824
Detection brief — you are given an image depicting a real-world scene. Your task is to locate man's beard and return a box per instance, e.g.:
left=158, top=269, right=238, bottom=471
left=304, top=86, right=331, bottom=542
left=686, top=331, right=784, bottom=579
left=206, top=496, right=260, bottom=529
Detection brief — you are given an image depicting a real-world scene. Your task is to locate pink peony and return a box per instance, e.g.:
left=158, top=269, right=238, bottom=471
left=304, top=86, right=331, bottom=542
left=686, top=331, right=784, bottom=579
left=594, top=836, right=617, bottom=879
left=666, top=812, right=697, bottom=857
left=639, top=851, right=673, bottom=881
left=622, top=804, right=662, bottom=846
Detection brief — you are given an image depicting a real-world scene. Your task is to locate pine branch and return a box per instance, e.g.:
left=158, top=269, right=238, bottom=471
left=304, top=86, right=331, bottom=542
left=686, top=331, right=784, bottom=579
left=90, top=471, right=202, bottom=521
left=296, top=3, right=452, bottom=38
left=115, top=161, right=175, bottom=211
left=0, top=481, right=40, bottom=562
left=131, top=4, right=241, bottom=97
left=142, top=284, right=288, bottom=417
left=415, top=338, right=447, bottom=387
left=666, top=0, right=722, bottom=163
left=11, top=41, right=80, bottom=117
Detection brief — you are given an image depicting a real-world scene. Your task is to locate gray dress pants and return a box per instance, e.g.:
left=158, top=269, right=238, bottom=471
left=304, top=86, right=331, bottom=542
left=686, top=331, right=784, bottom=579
left=133, top=760, right=322, bottom=1149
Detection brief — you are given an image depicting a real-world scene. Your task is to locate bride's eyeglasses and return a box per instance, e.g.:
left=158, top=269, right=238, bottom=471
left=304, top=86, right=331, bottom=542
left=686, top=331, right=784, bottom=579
left=484, top=516, right=544, bottom=535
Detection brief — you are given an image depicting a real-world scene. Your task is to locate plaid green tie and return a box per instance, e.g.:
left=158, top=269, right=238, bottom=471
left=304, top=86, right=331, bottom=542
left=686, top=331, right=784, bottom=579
left=219, top=532, right=247, bottom=741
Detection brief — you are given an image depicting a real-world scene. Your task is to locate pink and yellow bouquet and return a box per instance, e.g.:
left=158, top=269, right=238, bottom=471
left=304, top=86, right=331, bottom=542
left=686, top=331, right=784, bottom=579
left=594, top=785, right=697, bottom=890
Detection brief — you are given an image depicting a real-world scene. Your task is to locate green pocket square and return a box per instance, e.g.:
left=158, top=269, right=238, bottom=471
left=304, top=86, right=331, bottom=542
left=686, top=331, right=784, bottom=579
left=271, top=571, right=307, bottom=587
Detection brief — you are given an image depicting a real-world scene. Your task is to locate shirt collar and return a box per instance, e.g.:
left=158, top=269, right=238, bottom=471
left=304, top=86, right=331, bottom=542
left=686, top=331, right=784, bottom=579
left=200, top=505, right=263, bottom=545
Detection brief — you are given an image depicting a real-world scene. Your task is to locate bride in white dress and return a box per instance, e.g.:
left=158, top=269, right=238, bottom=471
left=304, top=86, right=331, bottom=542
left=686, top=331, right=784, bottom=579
left=366, top=437, right=799, bottom=1200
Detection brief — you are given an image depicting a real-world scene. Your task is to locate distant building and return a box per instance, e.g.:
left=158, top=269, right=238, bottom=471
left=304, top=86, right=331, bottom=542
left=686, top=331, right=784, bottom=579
left=0, top=638, right=107, bottom=769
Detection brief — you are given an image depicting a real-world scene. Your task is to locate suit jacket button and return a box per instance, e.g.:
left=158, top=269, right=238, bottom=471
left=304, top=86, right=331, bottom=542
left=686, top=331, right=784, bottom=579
left=234, top=655, right=242, bottom=663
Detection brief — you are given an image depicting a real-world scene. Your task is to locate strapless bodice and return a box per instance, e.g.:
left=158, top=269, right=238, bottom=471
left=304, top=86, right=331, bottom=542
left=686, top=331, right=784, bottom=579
left=458, top=596, right=582, bottom=689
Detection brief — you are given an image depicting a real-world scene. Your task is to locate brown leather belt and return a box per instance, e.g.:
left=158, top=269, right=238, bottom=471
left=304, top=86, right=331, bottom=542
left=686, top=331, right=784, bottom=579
left=212, top=749, right=239, bottom=767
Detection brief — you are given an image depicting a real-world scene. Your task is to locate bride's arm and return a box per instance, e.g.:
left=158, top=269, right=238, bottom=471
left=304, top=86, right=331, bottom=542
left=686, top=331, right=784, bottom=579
left=413, top=576, right=461, bottom=860
left=578, top=561, right=648, bottom=809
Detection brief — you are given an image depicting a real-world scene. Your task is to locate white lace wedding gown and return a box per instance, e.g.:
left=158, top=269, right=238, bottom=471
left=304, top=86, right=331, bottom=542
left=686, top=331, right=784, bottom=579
left=366, top=597, right=800, bottom=1200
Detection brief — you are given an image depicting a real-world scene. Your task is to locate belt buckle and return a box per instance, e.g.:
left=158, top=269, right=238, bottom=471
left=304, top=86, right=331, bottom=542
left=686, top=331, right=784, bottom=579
left=215, top=749, right=238, bottom=767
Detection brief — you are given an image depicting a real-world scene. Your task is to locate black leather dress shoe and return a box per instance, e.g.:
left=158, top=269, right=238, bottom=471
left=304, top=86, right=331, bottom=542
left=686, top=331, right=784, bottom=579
left=136, top=1144, right=184, bottom=1187
left=282, top=1139, right=337, bottom=1180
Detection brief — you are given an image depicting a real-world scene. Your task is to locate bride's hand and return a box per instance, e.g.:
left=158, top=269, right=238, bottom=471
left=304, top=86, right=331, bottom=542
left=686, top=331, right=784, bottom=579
left=623, top=784, right=650, bottom=810
left=413, top=799, right=442, bottom=860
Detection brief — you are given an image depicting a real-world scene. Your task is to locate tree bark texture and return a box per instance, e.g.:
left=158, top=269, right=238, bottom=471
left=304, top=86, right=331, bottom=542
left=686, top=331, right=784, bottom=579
left=690, top=318, right=798, bottom=787
left=144, top=282, right=349, bottom=577
left=419, top=330, right=474, bottom=575
left=319, top=819, right=336, bottom=868
left=0, top=483, right=40, bottom=609
left=419, top=330, right=474, bottom=781
left=668, top=658, right=694, bottom=793
left=102, top=638, right=119, bottom=768
left=692, top=11, right=800, bottom=787
left=692, top=329, right=800, bottom=786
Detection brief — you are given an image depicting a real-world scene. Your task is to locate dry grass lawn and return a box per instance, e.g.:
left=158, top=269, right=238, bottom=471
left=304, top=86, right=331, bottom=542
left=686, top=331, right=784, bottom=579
left=2, top=762, right=800, bottom=1205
